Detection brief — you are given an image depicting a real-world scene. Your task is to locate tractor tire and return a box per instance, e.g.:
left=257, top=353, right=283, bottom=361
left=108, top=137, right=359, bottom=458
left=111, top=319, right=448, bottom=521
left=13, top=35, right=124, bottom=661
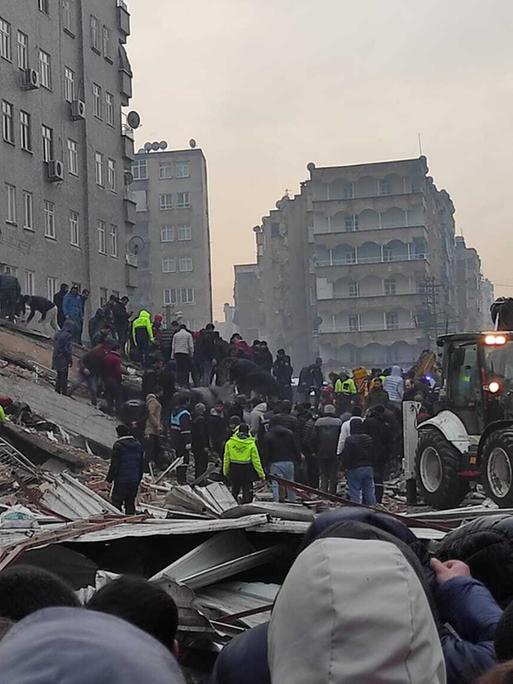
left=415, top=429, right=469, bottom=510
left=481, top=430, right=513, bottom=508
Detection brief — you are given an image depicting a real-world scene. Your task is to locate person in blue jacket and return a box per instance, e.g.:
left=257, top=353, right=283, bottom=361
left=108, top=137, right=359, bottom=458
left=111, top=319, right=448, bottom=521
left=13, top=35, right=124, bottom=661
left=62, top=285, right=84, bottom=344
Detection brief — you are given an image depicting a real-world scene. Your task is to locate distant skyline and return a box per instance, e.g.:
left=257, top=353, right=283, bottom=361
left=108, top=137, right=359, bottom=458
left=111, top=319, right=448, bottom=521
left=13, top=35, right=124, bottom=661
left=128, top=0, right=513, bottom=319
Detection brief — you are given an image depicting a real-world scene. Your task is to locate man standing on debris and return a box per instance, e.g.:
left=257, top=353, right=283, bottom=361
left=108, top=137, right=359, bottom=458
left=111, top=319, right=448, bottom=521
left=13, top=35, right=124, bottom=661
left=132, top=310, right=154, bottom=368
left=172, top=323, right=194, bottom=386
left=170, top=395, right=192, bottom=473
left=145, top=393, right=163, bottom=471
left=63, top=285, right=84, bottom=344
left=340, top=418, right=376, bottom=505
left=53, top=283, right=68, bottom=328
left=102, top=343, right=124, bottom=415
left=113, top=296, right=131, bottom=354
left=312, top=404, right=342, bottom=495
left=223, top=422, right=265, bottom=503
left=261, top=423, right=300, bottom=503
left=52, top=320, right=74, bottom=395
left=21, top=294, right=59, bottom=336
left=107, top=424, right=145, bottom=515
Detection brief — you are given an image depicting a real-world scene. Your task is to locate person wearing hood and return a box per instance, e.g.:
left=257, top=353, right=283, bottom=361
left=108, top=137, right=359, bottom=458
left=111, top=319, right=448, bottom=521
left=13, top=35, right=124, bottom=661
left=223, top=422, right=264, bottom=503
left=52, top=320, right=74, bottom=395
left=88, top=308, right=107, bottom=346
left=384, top=365, right=405, bottom=404
left=340, top=417, right=376, bottom=505
left=268, top=536, right=446, bottom=684
left=249, top=399, right=268, bottom=436
left=63, top=285, right=83, bottom=344
left=107, top=424, right=144, bottom=514
left=172, top=324, right=194, bottom=386
left=132, top=310, right=154, bottom=368
left=0, top=607, right=185, bottom=684
left=145, top=393, right=163, bottom=471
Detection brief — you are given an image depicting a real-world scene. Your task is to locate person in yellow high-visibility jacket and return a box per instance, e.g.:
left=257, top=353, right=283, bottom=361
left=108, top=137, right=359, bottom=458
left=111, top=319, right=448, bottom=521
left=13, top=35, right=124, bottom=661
left=223, top=423, right=265, bottom=503
left=335, top=373, right=357, bottom=415
left=131, top=310, right=154, bottom=367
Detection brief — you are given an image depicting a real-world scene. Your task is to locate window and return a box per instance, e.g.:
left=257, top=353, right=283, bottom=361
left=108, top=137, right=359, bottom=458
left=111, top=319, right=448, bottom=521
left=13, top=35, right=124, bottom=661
left=0, top=18, right=11, bottom=61
left=109, top=224, right=118, bottom=257
left=107, top=159, right=116, bottom=191
left=175, top=161, right=190, bottom=178
left=105, top=92, right=114, bottom=126
left=348, top=281, right=359, bottom=297
left=66, top=139, right=78, bottom=175
left=131, top=159, right=148, bottom=180
left=161, top=226, right=175, bottom=242
left=162, top=257, right=176, bottom=273
left=177, top=224, right=192, bottom=241
left=43, top=200, right=55, bottom=238
left=38, top=0, right=49, bottom=13
left=97, top=219, right=106, bottom=253
left=385, top=311, right=399, bottom=330
left=39, top=50, right=52, bottom=89
left=343, top=183, right=353, bottom=199
left=160, top=193, right=173, bottom=210
left=6, top=184, right=16, bottom=224
left=20, top=111, right=31, bottom=151
left=132, top=189, right=147, bottom=212
left=379, top=180, right=391, bottom=196
left=41, top=125, right=53, bottom=162
left=17, top=31, right=28, bottom=70
left=90, top=15, right=100, bottom=51
left=349, top=314, right=360, bottom=332
left=23, top=191, right=33, bottom=230
left=2, top=101, right=14, bottom=143
left=384, top=278, right=396, bottom=296
left=383, top=247, right=393, bottom=262
left=159, top=162, right=172, bottom=179
left=179, top=257, right=193, bottom=272
left=176, top=191, right=190, bottom=208
left=25, top=271, right=35, bottom=296
left=99, top=287, right=108, bottom=307
left=344, top=214, right=358, bottom=232
left=180, top=287, right=194, bottom=304
left=70, top=211, right=79, bottom=246
left=47, top=277, right=58, bottom=301
left=63, top=0, right=73, bottom=33
left=64, top=66, right=75, bottom=102
left=93, top=83, right=102, bottom=118
left=163, top=288, right=177, bottom=306
left=95, top=152, right=104, bottom=186
left=102, top=26, right=112, bottom=60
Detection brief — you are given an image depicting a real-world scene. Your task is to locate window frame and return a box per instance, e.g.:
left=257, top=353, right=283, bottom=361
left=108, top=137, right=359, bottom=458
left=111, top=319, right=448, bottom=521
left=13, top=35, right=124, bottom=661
left=41, top=124, right=53, bottom=162
left=177, top=224, right=192, bottom=241
left=384, top=278, right=397, bottom=296
left=43, top=199, right=56, bottom=239
left=102, top=26, right=112, bottom=61
left=348, top=280, right=359, bottom=298
left=159, top=193, right=173, bottom=210
left=90, top=15, right=100, bottom=52
left=95, top=151, right=104, bottom=187
left=20, top=110, right=31, bottom=151
left=64, top=66, right=75, bottom=102
left=16, top=30, right=28, bottom=70
left=160, top=226, right=175, bottom=242
left=105, top=91, right=114, bottom=126
left=385, top=311, right=399, bottom=330
left=175, top=161, right=190, bottom=179
left=38, top=0, right=49, bottom=14
left=131, top=159, right=148, bottom=180
left=70, top=210, right=80, bottom=246
left=22, top=190, right=33, bottom=230
left=25, top=270, right=35, bottom=296
left=92, top=83, right=102, bottom=119
left=47, top=276, right=58, bottom=301
left=162, top=257, right=176, bottom=273
left=6, top=183, right=16, bottom=224
left=159, top=162, right=173, bottom=179
left=97, top=219, right=106, bottom=254
left=2, top=100, right=14, bottom=144
left=67, top=138, right=78, bottom=176
left=348, top=314, right=360, bottom=332
left=39, top=49, right=52, bottom=89
left=179, top=256, right=193, bottom=272
left=176, top=191, right=191, bottom=209
left=107, top=158, right=116, bottom=192
left=0, top=17, right=11, bottom=62
left=163, top=288, right=177, bottom=306
left=109, top=224, right=118, bottom=257
left=62, top=0, right=74, bottom=34
left=180, top=287, right=195, bottom=304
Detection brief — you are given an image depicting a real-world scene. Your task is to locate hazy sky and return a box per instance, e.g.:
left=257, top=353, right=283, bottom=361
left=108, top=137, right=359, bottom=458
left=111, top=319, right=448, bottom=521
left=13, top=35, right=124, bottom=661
left=128, top=0, right=513, bottom=319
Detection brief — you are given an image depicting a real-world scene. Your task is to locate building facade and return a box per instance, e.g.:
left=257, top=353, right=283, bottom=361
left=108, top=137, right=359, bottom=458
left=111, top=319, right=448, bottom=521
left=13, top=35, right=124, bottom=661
left=130, top=146, right=212, bottom=329
left=233, top=264, right=261, bottom=343
left=454, top=235, right=483, bottom=332
left=0, top=0, right=136, bottom=312
left=242, top=156, right=492, bottom=371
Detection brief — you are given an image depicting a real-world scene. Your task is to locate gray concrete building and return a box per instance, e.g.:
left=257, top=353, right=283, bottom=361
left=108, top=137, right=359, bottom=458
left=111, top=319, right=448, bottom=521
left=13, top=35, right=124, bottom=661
left=242, top=156, right=492, bottom=372
left=130, top=146, right=212, bottom=329
left=0, top=0, right=136, bottom=313
left=233, top=264, right=261, bottom=343
left=454, top=235, right=483, bottom=332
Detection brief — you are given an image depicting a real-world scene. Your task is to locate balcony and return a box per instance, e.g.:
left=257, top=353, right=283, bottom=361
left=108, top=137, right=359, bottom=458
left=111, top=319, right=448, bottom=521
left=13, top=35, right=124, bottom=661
left=121, top=125, right=135, bottom=161
left=126, top=253, right=138, bottom=288
left=317, top=291, right=425, bottom=309
left=316, top=324, right=423, bottom=346
left=314, top=224, right=428, bottom=248
left=117, top=1, right=131, bottom=43
left=119, top=70, right=132, bottom=106
left=124, top=196, right=137, bottom=224
left=316, top=252, right=428, bottom=268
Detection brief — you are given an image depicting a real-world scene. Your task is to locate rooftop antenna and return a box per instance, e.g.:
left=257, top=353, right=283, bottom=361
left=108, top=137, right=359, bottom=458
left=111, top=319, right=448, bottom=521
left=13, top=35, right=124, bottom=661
left=418, top=132, right=423, bottom=156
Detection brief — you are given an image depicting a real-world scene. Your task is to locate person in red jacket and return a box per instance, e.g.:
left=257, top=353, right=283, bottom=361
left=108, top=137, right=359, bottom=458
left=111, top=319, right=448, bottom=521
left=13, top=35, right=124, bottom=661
left=102, top=343, right=124, bottom=415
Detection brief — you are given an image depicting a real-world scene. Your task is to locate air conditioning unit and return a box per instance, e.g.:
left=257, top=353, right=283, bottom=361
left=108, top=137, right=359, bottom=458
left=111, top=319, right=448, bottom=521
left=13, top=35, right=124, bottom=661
left=22, top=68, right=39, bottom=90
left=47, top=160, right=64, bottom=182
left=70, top=99, right=86, bottom=120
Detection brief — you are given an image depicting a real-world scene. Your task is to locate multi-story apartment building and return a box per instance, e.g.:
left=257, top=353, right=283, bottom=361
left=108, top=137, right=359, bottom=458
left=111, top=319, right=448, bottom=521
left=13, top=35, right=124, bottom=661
left=0, top=0, right=136, bottom=313
left=130, top=146, right=212, bottom=329
left=240, top=156, right=491, bottom=371
left=454, top=235, right=483, bottom=332
left=481, top=278, right=495, bottom=329
left=233, top=264, right=261, bottom=343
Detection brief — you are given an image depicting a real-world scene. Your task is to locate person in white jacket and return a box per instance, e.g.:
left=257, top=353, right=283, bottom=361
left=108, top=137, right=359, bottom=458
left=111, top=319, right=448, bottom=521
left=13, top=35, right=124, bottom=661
left=172, top=324, right=194, bottom=386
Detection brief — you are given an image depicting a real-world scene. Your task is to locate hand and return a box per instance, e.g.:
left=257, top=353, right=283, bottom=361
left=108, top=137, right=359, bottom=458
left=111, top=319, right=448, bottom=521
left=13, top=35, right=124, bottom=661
left=430, top=558, right=471, bottom=584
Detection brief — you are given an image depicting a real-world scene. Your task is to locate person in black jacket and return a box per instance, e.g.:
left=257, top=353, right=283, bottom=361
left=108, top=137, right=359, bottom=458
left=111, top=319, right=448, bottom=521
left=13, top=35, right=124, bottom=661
left=364, top=405, right=393, bottom=503
left=313, top=405, right=342, bottom=494
left=340, top=418, right=376, bottom=505
left=208, top=401, right=229, bottom=457
left=191, top=403, right=209, bottom=480
left=21, top=295, right=59, bottom=335
left=106, top=425, right=144, bottom=515
left=297, top=403, right=318, bottom=488
left=272, top=349, right=293, bottom=401
left=53, top=283, right=69, bottom=328
left=261, top=424, right=300, bottom=503
left=52, top=320, right=74, bottom=395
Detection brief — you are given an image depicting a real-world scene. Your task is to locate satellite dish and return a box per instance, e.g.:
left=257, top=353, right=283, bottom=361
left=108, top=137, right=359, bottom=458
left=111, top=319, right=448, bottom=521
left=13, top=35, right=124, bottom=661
left=144, top=142, right=152, bottom=152
left=189, top=138, right=197, bottom=149
left=159, top=141, right=168, bottom=150
left=151, top=141, right=160, bottom=151
left=306, top=162, right=316, bottom=172
left=137, top=148, right=145, bottom=154
left=128, top=236, right=145, bottom=255
left=127, top=111, right=141, bottom=129
left=124, top=171, right=134, bottom=185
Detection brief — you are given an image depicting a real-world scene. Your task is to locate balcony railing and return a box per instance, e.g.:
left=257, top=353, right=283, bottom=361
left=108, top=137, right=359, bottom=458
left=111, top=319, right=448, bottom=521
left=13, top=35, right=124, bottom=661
left=317, top=290, right=423, bottom=301
left=319, top=322, right=419, bottom=334
left=316, top=253, right=427, bottom=267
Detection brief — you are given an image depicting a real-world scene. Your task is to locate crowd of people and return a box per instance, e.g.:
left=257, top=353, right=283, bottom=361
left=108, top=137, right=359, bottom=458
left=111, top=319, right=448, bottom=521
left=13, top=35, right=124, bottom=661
left=0, top=507, right=512, bottom=683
